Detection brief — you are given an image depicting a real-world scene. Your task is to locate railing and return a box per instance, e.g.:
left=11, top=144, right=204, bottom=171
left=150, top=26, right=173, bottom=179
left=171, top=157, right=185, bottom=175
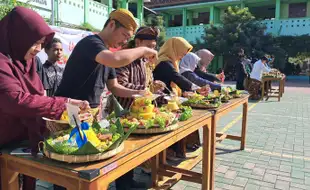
left=165, top=18, right=310, bottom=43
left=166, top=25, right=206, bottom=43
left=135, top=18, right=141, bottom=27
left=88, top=0, right=110, bottom=29
left=261, top=18, right=310, bottom=36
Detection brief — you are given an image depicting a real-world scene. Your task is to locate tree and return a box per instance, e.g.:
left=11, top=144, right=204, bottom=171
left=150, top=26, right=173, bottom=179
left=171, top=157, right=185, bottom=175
left=144, top=14, right=166, bottom=49
left=196, top=6, right=285, bottom=73
left=0, top=0, right=32, bottom=20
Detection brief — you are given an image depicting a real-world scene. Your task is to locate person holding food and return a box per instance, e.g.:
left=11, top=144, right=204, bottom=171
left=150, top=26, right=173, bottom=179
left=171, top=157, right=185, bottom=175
left=153, top=37, right=209, bottom=97
left=195, top=49, right=225, bottom=83
left=113, top=26, right=165, bottom=110
left=105, top=26, right=165, bottom=182
left=179, top=52, right=221, bottom=91
left=153, top=37, right=209, bottom=159
left=248, top=56, right=271, bottom=100
left=55, top=9, right=157, bottom=190
left=55, top=9, right=157, bottom=110
left=0, top=7, right=89, bottom=190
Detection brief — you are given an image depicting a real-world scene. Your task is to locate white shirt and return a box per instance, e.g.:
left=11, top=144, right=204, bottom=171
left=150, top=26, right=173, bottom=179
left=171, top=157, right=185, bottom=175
left=250, top=60, right=271, bottom=81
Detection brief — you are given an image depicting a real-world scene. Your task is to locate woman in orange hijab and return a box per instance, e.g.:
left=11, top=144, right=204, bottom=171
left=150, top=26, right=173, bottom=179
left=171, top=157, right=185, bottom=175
left=153, top=37, right=197, bottom=96
left=153, top=37, right=205, bottom=159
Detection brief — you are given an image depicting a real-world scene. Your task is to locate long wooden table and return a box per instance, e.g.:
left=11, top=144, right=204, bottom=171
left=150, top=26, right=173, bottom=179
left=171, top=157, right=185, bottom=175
left=1, top=110, right=213, bottom=190
left=151, top=95, right=249, bottom=190
left=209, top=95, right=249, bottom=190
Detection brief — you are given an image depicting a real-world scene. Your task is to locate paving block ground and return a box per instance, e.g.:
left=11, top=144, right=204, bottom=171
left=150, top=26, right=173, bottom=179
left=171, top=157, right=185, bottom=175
left=36, top=80, right=310, bottom=190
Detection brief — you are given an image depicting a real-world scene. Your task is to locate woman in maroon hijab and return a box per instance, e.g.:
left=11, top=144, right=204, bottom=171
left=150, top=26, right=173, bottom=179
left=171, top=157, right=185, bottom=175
left=0, top=7, right=89, bottom=190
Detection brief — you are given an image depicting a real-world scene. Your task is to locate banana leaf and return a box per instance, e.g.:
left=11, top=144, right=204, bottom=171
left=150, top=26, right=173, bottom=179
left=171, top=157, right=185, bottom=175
left=115, top=118, right=124, bottom=136
left=107, top=123, right=138, bottom=150
left=112, top=95, right=129, bottom=117
left=92, top=120, right=101, bottom=134
left=44, top=141, right=57, bottom=153
left=72, top=141, right=100, bottom=155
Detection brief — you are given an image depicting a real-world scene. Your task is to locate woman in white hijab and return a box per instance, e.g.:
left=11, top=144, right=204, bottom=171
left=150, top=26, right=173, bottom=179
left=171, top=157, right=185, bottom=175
left=179, top=52, right=221, bottom=90
left=195, top=49, right=225, bottom=82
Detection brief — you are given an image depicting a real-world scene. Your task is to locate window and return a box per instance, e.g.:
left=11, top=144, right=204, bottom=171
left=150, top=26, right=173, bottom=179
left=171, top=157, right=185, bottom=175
left=193, top=12, right=209, bottom=25
left=171, top=14, right=182, bottom=27
left=289, top=3, right=307, bottom=18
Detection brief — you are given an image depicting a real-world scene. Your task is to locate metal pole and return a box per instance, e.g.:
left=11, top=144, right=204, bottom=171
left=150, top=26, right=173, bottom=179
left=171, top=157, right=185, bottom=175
left=51, top=0, right=55, bottom=25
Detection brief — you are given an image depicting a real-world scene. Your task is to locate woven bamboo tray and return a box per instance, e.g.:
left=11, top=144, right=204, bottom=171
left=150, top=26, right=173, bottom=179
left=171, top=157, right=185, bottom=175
left=43, top=118, right=71, bottom=134
left=124, top=123, right=179, bottom=134
left=184, top=103, right=220, bottom=109
left=43, top=142, right=124, bottom=163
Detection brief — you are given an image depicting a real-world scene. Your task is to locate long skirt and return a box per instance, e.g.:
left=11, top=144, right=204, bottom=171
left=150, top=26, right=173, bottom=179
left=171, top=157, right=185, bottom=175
left=248, top=78, right=262, bottom=100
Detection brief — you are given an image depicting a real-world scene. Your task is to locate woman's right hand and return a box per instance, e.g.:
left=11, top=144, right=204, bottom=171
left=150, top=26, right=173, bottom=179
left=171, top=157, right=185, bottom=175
left=216, top=72, right=225, bottom=82
left=152, top=80, right=166, bottom=93
left=68, top=99, right=90, bottom=110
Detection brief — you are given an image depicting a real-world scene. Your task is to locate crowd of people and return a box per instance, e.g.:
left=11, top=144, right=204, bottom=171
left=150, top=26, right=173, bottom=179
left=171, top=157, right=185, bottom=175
left=0, top=5, right=278, bottom=190
left=0, top=7, right=226, bottom=190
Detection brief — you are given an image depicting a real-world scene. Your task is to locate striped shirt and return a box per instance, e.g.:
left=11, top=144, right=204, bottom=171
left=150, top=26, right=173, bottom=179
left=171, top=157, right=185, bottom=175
left=115, top=59, right=147, bottom=109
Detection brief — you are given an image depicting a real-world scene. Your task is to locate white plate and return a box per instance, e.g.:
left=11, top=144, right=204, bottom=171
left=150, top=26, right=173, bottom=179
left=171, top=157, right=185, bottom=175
left=164, top=96, right=188, bottom=104
left=42, top=117, right=68, bottom=124
left=132, top=94, right=161, bottom=100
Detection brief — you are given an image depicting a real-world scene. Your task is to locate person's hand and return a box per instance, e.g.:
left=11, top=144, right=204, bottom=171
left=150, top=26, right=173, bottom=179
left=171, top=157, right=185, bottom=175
left=136, top=89, right=148, bottom=96
left=197, top=85, right=210, bottom=96
left=68, top=99, right=90, bottom=110
left=78, top=112, right=92, bottom=121
left=143, top=47, right=158, bottom=63
left=183, top=91, right=195, bottom=97
left=152, top=80, right=166, bottom=93
left=216, top=72, right=225, bottom=82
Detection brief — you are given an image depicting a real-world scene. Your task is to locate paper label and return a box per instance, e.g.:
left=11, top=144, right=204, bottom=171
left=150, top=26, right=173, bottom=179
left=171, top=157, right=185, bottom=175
left=66, top=103, right=81, bottom=126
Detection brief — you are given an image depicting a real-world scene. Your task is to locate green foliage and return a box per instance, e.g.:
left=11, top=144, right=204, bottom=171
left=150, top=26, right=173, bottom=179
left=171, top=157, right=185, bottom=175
left=178, top=106, right=192, bottom=121
left=0, top=0, right=32, bottom=20
left=288, top=52, right=310, bottom=65
left=79, top=22, right=100, bottom=32
left=197, top=6, right=285, bottom=72
left=144, top=14, right=166, bottom=49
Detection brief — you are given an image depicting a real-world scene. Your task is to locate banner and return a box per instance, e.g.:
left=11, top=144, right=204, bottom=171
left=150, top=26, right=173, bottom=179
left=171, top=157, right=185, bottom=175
left=36, top=25, right=94, bottom=67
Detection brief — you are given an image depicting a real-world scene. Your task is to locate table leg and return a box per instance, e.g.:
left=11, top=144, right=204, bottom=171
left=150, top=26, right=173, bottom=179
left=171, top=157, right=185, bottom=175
left=241, top=102, right=248, bottom=150
left=269, top=81, right=272, bottom=93
left=151, top=155, right=160, bottom=187
left=0, top=157, right=19, bottom=190
left=281, top=79, right=284, bottom=97
left=210, top=115, right=218, bottom=190
left=159, top=150, right=166, bottom=181
left=278, top=80, right=281, bottom=102
left=264, top=81, right=270, bottom=101
left=202, top=122, right=211, bottom=190
left=261, top=82, right=265, bottom=101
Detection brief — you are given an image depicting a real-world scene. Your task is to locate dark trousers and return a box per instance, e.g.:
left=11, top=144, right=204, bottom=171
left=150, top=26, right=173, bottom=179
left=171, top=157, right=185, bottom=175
left=115, top=170, right=134, bottom=190
left=236, top=78, right=245, bottom=90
